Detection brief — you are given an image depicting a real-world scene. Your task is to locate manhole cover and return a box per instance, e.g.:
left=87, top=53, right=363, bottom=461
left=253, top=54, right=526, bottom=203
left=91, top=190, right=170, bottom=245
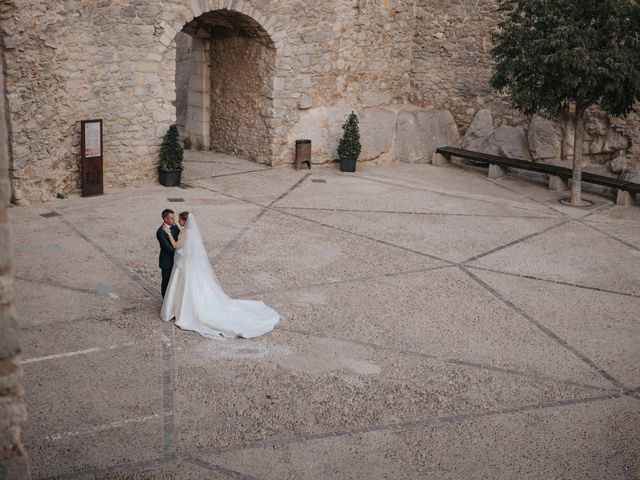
left=167, top=198, right=185, bottom=202
left=311, top=179, right=326, bottom=183
left=40, top=211, right=61, bottom=218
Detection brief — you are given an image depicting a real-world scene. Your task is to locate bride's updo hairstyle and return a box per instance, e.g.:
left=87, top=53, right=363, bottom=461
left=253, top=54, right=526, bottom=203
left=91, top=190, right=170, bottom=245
left=179, top=211, right=189, bottom=223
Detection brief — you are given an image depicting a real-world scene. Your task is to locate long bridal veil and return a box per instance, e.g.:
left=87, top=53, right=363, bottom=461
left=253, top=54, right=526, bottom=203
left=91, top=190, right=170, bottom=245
left=161, top=213, right=280, bottom=339
left=178, top=212, right=224, bottom=293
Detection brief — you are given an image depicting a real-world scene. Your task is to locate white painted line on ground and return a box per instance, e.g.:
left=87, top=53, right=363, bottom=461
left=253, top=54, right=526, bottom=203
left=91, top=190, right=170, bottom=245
left=43, top=413, right=162, bottom=441
left=21, top=342, right=136, bottom=365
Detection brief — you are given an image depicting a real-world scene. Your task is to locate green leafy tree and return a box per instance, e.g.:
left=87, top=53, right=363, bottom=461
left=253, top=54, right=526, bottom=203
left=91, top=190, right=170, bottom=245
left=159, top=124, right=184, bottom=171
left=490, top=0, right=640, bottom=205
left=337, top=111, right=362, bottom=158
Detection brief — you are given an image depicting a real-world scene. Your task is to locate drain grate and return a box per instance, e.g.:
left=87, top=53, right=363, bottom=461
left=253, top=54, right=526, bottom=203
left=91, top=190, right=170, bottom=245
left=311, top=179, right=326, bottom=183
left=167, top=198, right=185, bottom=202
left=40, top=211, right=61, bottom=218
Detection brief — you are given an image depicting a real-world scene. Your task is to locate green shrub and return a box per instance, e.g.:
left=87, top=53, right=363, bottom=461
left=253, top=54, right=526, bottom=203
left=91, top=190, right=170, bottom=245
left=159, top=124, right=183, bottom=171
left=337, top=111, right=361, bottom=159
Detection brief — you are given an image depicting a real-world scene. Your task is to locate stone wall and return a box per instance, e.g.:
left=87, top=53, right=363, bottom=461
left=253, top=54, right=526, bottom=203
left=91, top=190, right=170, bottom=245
left=411, top=0, right=517, bottom=130
left=209, top=32, right=275, bottom=163
left=0, top=40, right=30, bottom=479
left=0, top=0, right=638, bottom=204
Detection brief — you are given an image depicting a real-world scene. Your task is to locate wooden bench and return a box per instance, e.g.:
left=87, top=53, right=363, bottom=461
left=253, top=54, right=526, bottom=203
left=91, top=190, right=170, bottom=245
left=434, top=146, right=640, bottom=206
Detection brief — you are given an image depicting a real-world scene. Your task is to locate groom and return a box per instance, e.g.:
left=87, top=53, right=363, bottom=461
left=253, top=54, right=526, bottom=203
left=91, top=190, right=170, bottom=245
left=157, top=209, right=180, bottom=298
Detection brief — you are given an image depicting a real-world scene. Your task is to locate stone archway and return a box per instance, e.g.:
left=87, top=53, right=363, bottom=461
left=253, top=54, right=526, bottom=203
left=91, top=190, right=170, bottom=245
left=174, top=9, right=276, bottom=164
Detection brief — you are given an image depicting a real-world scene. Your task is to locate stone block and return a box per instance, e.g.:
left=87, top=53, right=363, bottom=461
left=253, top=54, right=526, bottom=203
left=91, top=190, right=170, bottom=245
left=0, top=358, right=22, bottom=396
left=0, top=452, right=30, bottom=480
left=0, top=309, right=20, bottom=361
left=488, top=163, right=506, bottom=179
left=494, top=125, right=529, bottom=160
left=548, top=175, right=568, bottom=191
left=616, top=190, right=633, bottom=206
left=0, top=225, right=10, bottom=271
left=431, top=152, right=450, bottom=167
left=359, top=109, right=395, bottom=161
left=0, top=397, right=26, bottom=450
left=463, top=109, right=494, bottom=151
left=528, top=115, right=562, bottom=159
left=392, top=109, right=460, bottom=163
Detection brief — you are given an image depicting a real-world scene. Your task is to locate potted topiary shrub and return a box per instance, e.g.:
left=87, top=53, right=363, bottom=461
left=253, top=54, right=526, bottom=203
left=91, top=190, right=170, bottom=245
left=337, top=111, right=361, bottom=172
left=158, top=124, right=184, bottom=187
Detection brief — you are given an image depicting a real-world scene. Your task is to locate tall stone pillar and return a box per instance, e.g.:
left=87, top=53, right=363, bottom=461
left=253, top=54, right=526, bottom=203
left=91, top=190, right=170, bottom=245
left=0, top=44, right=30, bottom=479
left=184, top=37, right=211, bottom=150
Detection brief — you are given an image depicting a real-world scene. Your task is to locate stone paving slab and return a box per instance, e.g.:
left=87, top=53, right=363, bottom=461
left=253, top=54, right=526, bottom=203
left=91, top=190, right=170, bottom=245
left=10, top=153, right=640, bottom=478
left=171, top=329, right=606, bottom=451
left=471, top=268, right=640, bottom=387
left=196, top=396, right=639, bottom=480
left=22, top=345, right=164, bottom=478
left=212, top=209, right=447, bottom=295
left=275, top=167, right=557, bottom=219
left=257, top=269, right=611, bottom=388
left=280, top=207, right=563, bottom=263
left=468, top=221, right=640, bottom=296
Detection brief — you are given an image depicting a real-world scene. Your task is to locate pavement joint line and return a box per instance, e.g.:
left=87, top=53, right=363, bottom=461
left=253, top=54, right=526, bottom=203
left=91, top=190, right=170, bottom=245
left=36, top=393, right=622, bottom=480
left=270, top=207, right=455, bottom=265
left=186, top=168, right=271, bottom=182
left=460, top=266, right=628, bottom=391
left=161, top=320, right=176, bottom=454
left=355, top=173, right=553, bottom=216
left=185, top=180, right=454, bottom=267
left=580, top=220, right=640, bottom=252
left=461, top=217, right=574, bottom=264
left=60, top=217, right=162, bottom=303
left=14, top=274, right=108, bottom=297
left=21, top=342, right=137, bottom=365
left=465, top=265, right=640, bottom=300
left=184, top=456, right=263, bottom=480
left=274, top=205, right=559, bottom=220
left=58, top=216, right=176, bottom=454
left=274, top=325, right=615, bottom=392
left=192, top=393, right=620, bottom=457
left=240, top=265, right=453, bottom=297
left=209, top=173, right=311, bottom=265
left=478, top=171, right=618, bottom=220
left=38, top=454, right=180, bottom=480
left=37, top=413, right=163, bottom=442
left=479, top=174, right=571, bottom=218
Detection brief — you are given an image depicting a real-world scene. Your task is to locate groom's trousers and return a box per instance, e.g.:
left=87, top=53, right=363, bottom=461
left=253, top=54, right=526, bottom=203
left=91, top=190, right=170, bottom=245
left=161, top=268, right=172, bottom=298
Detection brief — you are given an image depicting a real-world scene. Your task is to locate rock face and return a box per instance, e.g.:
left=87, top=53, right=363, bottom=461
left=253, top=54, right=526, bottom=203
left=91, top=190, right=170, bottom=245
left=287, top=107, right=460, bottom=164
left=463, top=109, right=496, bottom=153
left=494, top=125, right=529, bottom=160
left=528, top=115, right=562, bottom=160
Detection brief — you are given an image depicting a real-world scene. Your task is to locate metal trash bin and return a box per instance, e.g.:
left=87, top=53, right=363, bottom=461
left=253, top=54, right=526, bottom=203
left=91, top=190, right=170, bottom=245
left=295, top=139, right=311, bottom=170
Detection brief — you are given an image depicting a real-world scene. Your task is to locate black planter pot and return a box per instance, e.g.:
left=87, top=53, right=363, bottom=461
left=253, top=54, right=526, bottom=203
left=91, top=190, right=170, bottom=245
left=158, top=167, right=182, bottom=187
left=340, top=156, right=357, bottom=172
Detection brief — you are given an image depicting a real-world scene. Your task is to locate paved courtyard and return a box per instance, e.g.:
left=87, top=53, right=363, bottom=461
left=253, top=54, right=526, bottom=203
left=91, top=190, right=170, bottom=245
left=13, top=152, right=640, bottom=479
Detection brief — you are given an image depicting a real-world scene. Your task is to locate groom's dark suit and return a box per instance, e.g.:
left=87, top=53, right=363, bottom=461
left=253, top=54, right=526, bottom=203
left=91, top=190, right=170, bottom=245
left=157, top=224, right=180, bottom=298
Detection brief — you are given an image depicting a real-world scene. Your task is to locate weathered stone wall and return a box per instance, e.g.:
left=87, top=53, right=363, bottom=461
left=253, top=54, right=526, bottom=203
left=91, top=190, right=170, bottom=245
left=175, top=32, right=193, bottom=137
left=0, top=0, right=638, bottom=204
left=209, top=33, right=275, bottom=163
left=0, top=39, right=30, bottom=479
left=411, top=0, right=517, bottom=130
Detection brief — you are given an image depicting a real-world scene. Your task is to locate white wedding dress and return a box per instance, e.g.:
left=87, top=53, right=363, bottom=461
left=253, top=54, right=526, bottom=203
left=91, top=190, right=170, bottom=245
left=160, top=213, right=279, bottom=339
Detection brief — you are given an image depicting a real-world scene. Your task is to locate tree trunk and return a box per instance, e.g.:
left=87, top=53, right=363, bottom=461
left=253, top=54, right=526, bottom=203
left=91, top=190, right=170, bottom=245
left=570, top=106, right=586, bottom=205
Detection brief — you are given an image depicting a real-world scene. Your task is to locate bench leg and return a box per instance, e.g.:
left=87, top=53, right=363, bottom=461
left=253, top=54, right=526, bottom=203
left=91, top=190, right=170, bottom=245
left=488, top=164, right=506, bottom=179
left=548, top=175, right=568, bottom=191
left=432, top=152, right=450, bottom=167
left=616, top=190, right=632, bottom=206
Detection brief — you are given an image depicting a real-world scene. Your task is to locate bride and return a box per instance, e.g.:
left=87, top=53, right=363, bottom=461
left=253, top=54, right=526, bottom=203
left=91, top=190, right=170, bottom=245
left=160, top=212, right=279, bottom=339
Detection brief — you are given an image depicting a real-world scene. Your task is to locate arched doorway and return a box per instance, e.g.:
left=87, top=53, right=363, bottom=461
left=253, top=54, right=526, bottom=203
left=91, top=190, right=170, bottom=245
left=175, top=10, right=276, bottom=164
